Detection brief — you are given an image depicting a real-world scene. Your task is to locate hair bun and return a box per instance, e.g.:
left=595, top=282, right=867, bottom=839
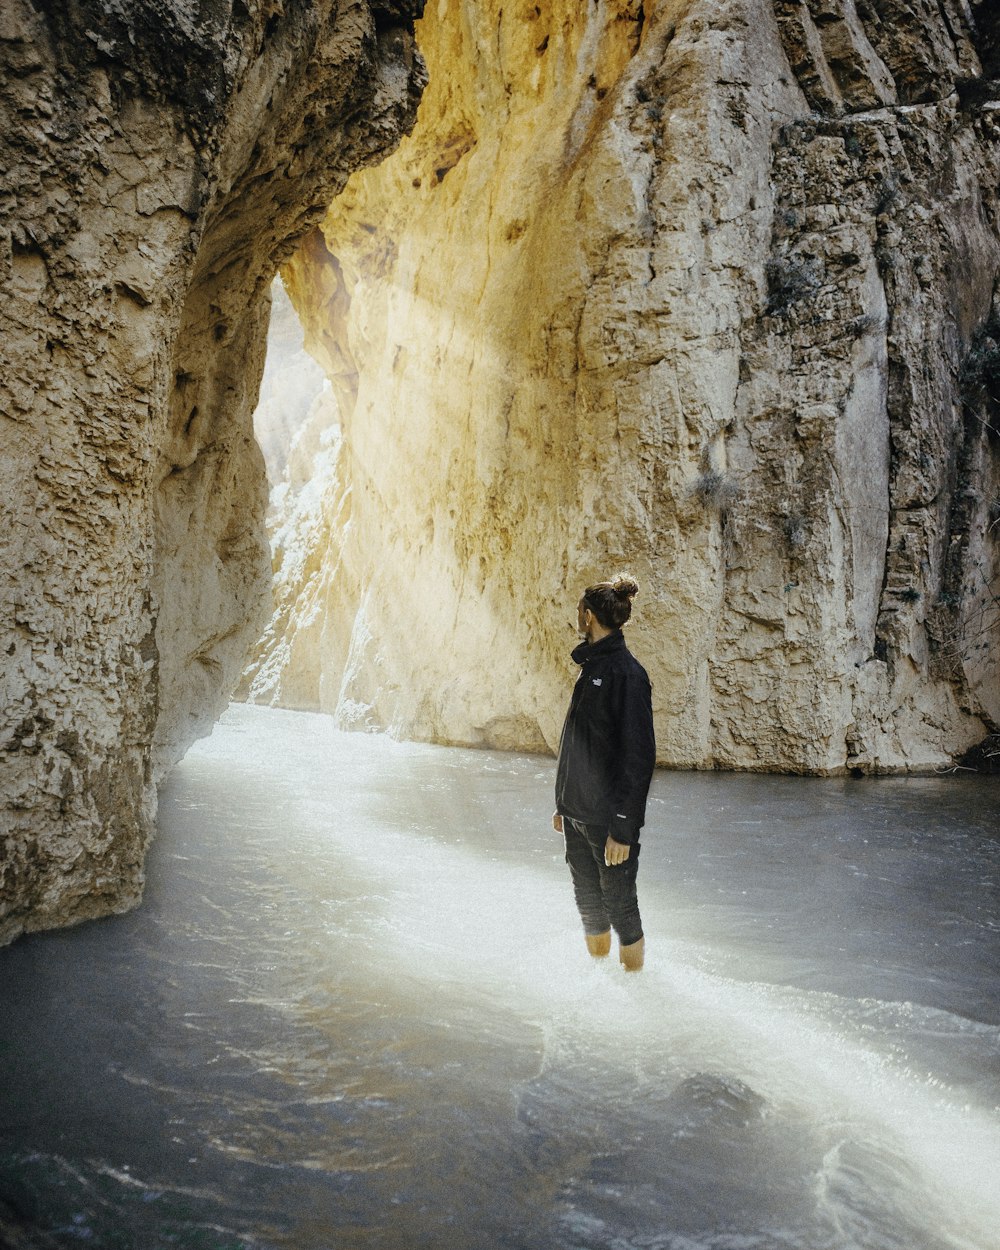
left=612, top=575, right=639, bottom=599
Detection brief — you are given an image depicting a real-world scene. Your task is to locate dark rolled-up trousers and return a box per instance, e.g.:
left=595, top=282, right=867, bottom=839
left=563, top=817, right=643, bottom=947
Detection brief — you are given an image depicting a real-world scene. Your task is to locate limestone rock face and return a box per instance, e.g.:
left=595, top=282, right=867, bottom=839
left=250, top=0, right=1000, bottom=772
left=0, top=0, right=425, bottom=943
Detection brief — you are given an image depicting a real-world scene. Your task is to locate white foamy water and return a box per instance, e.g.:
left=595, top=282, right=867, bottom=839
left=1, top=704, right=997, bottom=1250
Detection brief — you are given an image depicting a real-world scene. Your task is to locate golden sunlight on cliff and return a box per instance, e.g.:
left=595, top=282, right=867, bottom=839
left=245, top=0, right=1000, bottom=777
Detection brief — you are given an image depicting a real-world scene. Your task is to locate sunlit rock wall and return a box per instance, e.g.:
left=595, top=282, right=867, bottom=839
left=0, top=0, right=425, bottom=943
left=248, top=0, right=1000, bottom=773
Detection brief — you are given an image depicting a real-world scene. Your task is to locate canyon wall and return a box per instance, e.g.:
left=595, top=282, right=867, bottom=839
left=247, top=0, right=1000, bottom=773
left=0, top=0, right=425, bottom=944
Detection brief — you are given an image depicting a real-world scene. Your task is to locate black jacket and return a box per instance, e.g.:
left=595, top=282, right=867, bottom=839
left=555, top=630, right=655, bottom=845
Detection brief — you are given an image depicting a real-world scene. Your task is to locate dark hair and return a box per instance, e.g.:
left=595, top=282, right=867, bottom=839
left=581, top=574, right=640, bottom=629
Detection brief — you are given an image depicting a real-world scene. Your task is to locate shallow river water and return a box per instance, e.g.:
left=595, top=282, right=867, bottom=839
left=1, top=704, right=999, bottom=1250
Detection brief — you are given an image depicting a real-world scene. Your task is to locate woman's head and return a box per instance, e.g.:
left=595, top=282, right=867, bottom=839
left=580, top=574, right=639, bottom=631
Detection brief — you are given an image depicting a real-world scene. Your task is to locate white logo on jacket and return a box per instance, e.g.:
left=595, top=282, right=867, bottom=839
left=592, top=677, right=602, bottom=686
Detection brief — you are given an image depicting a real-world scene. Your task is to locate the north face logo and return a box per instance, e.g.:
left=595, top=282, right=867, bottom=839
left=592, top=678, right=602, bottom=686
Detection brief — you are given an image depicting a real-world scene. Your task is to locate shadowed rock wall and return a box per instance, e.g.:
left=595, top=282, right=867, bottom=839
left=0, top=0, right=425, bottom=943
left=246, top=0, right=1000, bottom=773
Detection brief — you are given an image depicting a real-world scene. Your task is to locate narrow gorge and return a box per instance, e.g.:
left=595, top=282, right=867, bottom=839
left=3, top=0, right=1000, bottom=943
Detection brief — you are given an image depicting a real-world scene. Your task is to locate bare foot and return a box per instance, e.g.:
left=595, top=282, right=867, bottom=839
left=619, top=936, right=645, bottom=972
left=585, top=931, right=612, bottom=958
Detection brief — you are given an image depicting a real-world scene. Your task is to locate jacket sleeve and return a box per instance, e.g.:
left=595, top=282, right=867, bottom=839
left=608, top=668, right=656, bottom=845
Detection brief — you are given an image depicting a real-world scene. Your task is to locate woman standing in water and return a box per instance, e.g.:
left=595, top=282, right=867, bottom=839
left=552, top=575, right=656, bottom=971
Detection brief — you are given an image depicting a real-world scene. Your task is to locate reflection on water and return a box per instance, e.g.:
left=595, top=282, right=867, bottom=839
left=1, top=705, right=998, bottom=1249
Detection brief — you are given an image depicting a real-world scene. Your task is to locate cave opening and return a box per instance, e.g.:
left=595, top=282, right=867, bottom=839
left=238, top=273, right=344, bottom=713
left=251, top=276, right=333, bottom=518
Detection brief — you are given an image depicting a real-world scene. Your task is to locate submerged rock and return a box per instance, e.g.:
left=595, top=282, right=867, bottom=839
left=665, top=1072, right=768, bottom=1137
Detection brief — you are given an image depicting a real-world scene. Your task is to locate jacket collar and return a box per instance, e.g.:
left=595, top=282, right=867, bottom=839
left=571, top=629, right=626, bottom=666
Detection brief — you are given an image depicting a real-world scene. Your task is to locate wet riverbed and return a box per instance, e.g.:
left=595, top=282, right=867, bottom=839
left=1, top=705, right=998, bottom=1249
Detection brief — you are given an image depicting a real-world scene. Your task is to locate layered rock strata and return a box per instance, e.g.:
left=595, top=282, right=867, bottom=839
left=0, top=0, right=425, bottom=943
left=247, top=0, right=1000, bottom=773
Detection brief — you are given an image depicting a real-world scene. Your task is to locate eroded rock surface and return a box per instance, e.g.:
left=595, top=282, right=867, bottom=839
left=247, top=0, right=1000, bottom=773
left=0, top=0, right=425, bottom=943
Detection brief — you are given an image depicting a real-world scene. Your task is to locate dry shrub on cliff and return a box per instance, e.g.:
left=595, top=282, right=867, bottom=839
left=692, top=470, right=741, bottom=513
left=959, top=311, right=1000, bottom=435
left=765, top=255, right=823, bottom=314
